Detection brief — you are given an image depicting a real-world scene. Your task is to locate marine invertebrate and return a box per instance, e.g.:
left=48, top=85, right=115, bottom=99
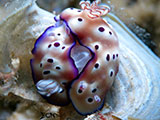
left=30, top=23, right=76, bottom=106
left=31, top=0, right=119, bottom=115
left=60, top=0, right=119, bottom=115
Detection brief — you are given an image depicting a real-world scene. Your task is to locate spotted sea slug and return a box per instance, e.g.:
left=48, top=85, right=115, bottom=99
left=30, top=23, right=76, bottom=106
left=30, top=0, right=119, bottom=115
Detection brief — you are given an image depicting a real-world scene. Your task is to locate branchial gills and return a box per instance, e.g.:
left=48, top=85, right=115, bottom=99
left=36, top=79, right=63, bottom=97
left=71, top=44, right=92, bottom=73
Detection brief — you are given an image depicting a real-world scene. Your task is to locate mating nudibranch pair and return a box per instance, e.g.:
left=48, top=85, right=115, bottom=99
left=30, top=0, right=119, bottom=115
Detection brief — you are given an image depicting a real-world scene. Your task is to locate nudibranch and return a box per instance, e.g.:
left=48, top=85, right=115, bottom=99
left=60, top=0, right=119, bottom=115
left=30, top=23, right=77, bottom=106
left=30, top=0, right=119, bottom=115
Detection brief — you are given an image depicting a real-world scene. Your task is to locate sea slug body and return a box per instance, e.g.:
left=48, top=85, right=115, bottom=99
left=30, top=0, right=119, bottom=115
left=30, top=23, right=77, bottom=106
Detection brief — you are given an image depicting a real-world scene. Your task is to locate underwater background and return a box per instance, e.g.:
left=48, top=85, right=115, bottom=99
left=0, top=0, right=160, bottom=120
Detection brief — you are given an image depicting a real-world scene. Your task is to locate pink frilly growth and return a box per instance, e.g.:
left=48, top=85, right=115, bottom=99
left=80, top=0, right=111, bottom=18
left=30, top=0, right=119, bottom=115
